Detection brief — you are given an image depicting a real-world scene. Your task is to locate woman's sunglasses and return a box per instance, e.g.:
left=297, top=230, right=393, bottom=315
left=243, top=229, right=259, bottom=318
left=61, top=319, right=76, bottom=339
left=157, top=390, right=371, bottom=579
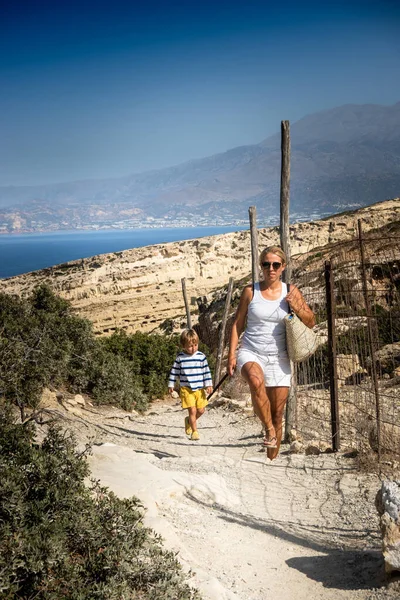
left=261, top=261, right=282, bottom=270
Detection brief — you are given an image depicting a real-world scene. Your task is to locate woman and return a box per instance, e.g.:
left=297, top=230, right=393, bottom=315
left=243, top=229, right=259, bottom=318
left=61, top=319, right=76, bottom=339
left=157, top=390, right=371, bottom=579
left=227, top=246, right=315, bottom=459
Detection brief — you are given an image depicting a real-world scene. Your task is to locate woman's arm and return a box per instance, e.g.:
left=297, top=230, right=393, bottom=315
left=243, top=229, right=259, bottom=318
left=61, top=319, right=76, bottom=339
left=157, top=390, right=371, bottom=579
left=227, top=285, right=252, bottom=376
left=285, top=285, right=316, bottom=328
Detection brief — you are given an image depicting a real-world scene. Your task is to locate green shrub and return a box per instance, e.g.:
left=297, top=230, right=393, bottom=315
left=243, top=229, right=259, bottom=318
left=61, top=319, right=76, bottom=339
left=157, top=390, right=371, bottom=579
left=88, top=349, right=147, bottom=412
left=0, top=407, right=201, bottom=599
left=100, top=330, right=180, bottom=399
left=0, top=292, right=62, bottom=411
left=0, top=287, right=149, bottom=413
left=101, top=330, right=215, bottom=399
left=0, top=286, right=215, bottom=413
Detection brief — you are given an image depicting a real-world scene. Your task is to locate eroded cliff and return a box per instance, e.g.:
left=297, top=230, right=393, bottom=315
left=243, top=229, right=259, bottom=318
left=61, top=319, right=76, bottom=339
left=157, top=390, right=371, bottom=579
left=1, top=199, right=398, bottom=335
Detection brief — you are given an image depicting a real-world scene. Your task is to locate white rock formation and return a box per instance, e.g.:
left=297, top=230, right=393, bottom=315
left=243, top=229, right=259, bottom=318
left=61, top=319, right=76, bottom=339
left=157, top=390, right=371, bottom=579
left=376, top=480, right=400, bottom=575
left=1, top=198, right=398, bottom=335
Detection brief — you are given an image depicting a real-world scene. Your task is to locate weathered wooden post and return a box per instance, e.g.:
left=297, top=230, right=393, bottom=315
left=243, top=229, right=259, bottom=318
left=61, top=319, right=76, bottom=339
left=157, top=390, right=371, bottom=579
left=249, top=206, right=259, bottom=286
left=214, top=277, right=234, bottom=386
left=325, top=260, right=340, bottom=451
left=181, top=277, right=192, bottom=330
left=280, top=120, right=291, bottom=283
left=280, top=120, right=295, bottom=443
left=358, top=219, right=381, bottom=460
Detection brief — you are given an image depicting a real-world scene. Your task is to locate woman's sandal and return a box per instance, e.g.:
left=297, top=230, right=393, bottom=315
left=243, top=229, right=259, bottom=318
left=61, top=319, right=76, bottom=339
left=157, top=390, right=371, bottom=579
left=263, top=432, right=278, bottom=448
left=263, top=437, right=277, bottom=448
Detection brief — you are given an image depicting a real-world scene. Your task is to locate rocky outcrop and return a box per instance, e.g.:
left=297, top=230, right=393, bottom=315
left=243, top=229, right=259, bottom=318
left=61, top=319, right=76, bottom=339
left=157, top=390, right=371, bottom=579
left=369, top=424, right=400, bottom=457
left=0, top=198, right=398, bottom=336
left=376, top=480, right=400, bottom=575
left=369, top=342, right=400, bottom=376
left=336, top=354, right=367, bottom=386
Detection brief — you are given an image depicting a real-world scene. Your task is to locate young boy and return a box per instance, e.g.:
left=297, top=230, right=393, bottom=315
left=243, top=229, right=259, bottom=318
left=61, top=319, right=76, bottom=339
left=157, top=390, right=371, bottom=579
left=168, top=329, right=213, bottom=441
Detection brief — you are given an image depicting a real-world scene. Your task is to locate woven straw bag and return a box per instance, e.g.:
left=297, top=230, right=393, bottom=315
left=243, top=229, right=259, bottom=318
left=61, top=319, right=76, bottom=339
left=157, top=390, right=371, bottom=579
left=284, top=284, right=318, bottom=362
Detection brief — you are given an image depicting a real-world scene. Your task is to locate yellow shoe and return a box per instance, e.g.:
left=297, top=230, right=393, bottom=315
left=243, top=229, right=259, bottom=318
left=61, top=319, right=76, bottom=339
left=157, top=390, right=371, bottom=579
left=185, top=416, right=192, bottom=436
left=191, top=431, right=200, bottom=441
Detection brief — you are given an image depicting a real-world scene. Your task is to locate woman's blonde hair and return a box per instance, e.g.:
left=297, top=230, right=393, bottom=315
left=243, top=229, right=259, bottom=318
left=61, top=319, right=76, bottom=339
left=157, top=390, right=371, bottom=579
left=259, top=246, right=287, bottom=266
left=180, top=328, right=199, bottom=347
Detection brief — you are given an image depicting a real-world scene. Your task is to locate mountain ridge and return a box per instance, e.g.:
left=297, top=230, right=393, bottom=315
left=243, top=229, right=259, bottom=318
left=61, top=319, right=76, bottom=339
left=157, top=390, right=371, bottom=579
left=1, top=102, right=400, bottom=232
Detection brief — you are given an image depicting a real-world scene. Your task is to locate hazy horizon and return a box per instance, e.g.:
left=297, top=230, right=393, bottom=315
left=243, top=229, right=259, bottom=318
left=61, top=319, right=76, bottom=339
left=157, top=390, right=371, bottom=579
left=1, top=0, right=399, bottom=187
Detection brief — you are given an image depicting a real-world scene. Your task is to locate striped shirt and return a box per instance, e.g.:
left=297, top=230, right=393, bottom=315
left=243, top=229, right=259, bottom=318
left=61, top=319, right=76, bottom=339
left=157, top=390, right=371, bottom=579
left=168, top=351, right=212, bottom=391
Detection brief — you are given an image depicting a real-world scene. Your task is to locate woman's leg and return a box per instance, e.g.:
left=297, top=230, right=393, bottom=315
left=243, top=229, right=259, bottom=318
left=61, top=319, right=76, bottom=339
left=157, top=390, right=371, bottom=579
left=241, top=362, right=275, bottom=437
left=265, top=386, right=289, bottom=460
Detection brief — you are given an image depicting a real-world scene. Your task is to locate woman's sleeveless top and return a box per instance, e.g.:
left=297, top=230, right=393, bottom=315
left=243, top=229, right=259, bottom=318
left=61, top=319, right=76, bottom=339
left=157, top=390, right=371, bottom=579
left=241, top=282, right=289, bottom=357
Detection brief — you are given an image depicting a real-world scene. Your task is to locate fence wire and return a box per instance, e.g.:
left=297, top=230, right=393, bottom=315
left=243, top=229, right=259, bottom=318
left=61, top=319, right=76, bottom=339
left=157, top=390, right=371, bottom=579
left=291, top=227, right=400, bottom=464
left=196, top=223, right=400, bottom=469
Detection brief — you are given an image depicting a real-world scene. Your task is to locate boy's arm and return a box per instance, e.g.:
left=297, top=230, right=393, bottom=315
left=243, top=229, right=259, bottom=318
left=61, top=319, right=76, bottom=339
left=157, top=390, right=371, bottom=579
left=203, top=357, right=213, bottom=395
left=168, top=356, right=181, bottom=393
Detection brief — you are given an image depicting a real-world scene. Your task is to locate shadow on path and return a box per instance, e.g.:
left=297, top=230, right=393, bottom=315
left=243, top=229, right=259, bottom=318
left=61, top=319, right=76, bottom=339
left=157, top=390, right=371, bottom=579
left=286, top=550, right=385, bottom=590
left=182, top=490, right=383, bottom=590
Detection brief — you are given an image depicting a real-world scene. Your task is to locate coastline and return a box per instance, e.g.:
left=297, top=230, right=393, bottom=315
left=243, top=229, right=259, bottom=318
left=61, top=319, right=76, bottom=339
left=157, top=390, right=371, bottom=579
left=0, top=222, right=249, bottom=236
left=0, top=224, right=249, bottom=279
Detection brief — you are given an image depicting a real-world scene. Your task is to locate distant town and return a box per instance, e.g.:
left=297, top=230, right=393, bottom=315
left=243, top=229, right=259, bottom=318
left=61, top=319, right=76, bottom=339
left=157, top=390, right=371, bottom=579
left=0, top=201, right=335, bottom=234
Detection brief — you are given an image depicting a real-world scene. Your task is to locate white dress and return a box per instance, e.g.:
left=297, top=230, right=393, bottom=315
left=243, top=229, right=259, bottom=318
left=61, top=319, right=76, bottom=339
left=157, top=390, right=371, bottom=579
left=237, top=282, right=291, bottom=387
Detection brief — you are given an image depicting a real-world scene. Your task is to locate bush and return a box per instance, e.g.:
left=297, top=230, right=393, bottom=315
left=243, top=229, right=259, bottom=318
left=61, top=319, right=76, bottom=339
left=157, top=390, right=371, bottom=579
left=101, top=330, right=215, bottom=399
left=0, top=292, right=62, bottom=411
left=88, top=349, right=147, bottom=412
left=0, top=287, right=151, bottom=413
left=0, top=286, right=215, bottom=414
left=0, top=406, right=201, bottom=599
left=101, top=330, right=181, bottom=399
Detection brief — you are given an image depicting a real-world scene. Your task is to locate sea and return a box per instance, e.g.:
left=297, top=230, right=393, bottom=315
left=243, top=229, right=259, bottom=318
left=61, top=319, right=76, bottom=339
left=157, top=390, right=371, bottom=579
left=0, top=226, right=248, bottom=279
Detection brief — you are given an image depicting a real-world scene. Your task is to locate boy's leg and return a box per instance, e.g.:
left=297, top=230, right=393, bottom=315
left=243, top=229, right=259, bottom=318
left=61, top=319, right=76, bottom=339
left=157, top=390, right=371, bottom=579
left=181, top=387, right=196, bottom=435
left=190, top=391, right=208, bottom=440
left=188, top=406, right=197, bottom=432
left=184, top=411, right=192, bottom=435
left=196, top=407, right=205, bottom=420
left=195, top=389, right=208, bottom=423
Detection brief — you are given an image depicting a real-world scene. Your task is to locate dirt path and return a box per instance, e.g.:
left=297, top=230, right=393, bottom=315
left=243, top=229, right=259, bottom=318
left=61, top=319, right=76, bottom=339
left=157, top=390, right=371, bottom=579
left=43, top=394, right=396, bottom=600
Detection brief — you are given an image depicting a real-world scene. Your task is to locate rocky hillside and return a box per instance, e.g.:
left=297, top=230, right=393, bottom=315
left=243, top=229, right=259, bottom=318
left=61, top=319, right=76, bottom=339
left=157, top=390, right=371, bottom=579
left=0, top=199, right=399, bottom=335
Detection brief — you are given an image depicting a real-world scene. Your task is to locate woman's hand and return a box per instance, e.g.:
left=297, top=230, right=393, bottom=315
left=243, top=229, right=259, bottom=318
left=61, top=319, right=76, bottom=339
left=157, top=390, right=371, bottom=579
left=285, top=285, right=316, bottom=328
left=227, top=355, right=236, bottom=376
left=285, top=285, right=304, bottom=314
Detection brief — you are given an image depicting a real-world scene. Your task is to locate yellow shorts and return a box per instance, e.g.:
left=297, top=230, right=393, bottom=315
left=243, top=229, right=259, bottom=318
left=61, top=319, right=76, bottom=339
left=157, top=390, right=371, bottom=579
left=179, top=387, right=208, bottom=409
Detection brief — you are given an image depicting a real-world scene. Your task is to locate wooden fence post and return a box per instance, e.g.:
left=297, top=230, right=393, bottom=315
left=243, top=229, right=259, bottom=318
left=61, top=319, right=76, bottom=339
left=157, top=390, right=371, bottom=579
left=279, top=120, right=295, bottom=442
left=280, top=120, right=291, bottom=283
left=249, top=206, right=259, bottom=286
left=325, top=260, right=340, bottom=451
left=358, top=219, right=381, bottom=461
left=214, top=277, right=234, bottom=386
left=181, top=278, right=192, bottom=330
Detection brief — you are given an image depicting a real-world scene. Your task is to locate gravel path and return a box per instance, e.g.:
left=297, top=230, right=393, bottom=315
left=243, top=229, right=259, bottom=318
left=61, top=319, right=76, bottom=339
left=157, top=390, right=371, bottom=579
left=42, top=393, right=398, bottom=600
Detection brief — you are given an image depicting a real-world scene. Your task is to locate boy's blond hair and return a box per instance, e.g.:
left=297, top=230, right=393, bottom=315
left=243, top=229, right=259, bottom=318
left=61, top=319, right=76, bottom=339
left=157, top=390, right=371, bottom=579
left=180, top=328, right=199, bottom=347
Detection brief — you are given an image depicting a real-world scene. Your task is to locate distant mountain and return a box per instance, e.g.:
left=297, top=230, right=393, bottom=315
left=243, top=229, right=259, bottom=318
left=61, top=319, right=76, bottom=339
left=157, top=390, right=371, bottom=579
left=1, top=102, right=400, bottom=232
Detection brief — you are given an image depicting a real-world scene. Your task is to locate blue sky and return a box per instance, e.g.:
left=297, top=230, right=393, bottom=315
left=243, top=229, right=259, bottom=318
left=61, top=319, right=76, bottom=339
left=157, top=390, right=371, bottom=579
left=1, top=0, right=399, bottom=186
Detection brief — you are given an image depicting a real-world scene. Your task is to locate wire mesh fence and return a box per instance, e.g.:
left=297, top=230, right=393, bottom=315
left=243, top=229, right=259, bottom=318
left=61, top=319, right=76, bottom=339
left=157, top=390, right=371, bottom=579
left=197, top=219, right=400, bottom=470
left=286, top=222, right=400, bottom=465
